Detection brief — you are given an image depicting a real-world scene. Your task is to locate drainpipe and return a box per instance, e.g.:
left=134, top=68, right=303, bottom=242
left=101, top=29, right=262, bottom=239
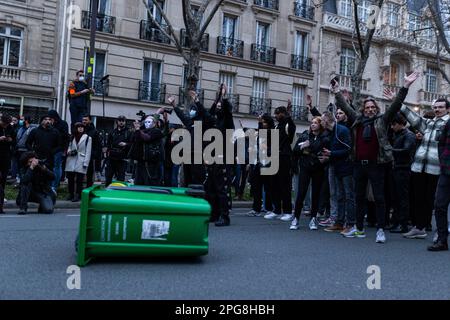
left=316, top=25, right=324, bottom=108
left=56, top=0, right=68, bottom=115
left=62, top=0, right=74, bottom=122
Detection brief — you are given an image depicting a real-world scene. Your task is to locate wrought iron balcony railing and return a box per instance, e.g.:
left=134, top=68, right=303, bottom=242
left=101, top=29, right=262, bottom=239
left=254, top=0, right=279, bottom=11
left=140, top=20, right=171, bottom=44
left=291, top=55, right=312, bottom=72
left=178, top=87, right=205, bottom=106
left=81, top=11, right=116, bottom=34
left=294, top=2, right=315, bottom=20
left=138, top=81, right=166, bottom=103
left=217, top=37, right=244, bottom=58
left=249, top=97, right=272, bottom=115
left=291, top=105, right=309, bottom=122
left=251, top=44, right=276, bottom=64
left=180, top=29, right=209, bottom=52
left=93, top=77, right=109, bottom=96
left=216, top=93, right=240, bottom=113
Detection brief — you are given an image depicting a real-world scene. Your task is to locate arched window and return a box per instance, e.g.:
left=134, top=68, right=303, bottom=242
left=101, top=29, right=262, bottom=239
left=0, top=25, right=23, bottom=67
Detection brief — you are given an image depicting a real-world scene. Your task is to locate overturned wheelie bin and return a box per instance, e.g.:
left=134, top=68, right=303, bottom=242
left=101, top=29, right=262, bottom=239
left=76, top=184, right=211, bottom=267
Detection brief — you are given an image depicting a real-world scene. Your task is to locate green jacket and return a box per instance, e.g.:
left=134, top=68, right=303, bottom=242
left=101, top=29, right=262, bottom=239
left=335, top=87, right=409, bottom=164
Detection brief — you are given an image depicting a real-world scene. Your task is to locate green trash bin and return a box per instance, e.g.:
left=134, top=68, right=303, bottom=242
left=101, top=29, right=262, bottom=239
left=76, top=185, right=211, bottom=266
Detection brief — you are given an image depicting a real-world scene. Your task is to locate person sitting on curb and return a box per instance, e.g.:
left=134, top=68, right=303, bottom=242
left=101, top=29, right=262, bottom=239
left=16, top=151, right=56, bottom=215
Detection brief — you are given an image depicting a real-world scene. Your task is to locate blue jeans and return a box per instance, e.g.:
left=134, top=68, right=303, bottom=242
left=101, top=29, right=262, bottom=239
left=329, top=165, right=338, bottom=218
left=336, top=174, right=355, bottom=226
left=52, top=151, right=63, bottom=190
left=171, top=164, right=180, bottom=187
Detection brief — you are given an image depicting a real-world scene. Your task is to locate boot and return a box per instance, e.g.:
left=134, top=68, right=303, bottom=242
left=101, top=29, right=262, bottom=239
left=215, top=215, right=230, bottom=227
left=0, top=205, right=4, bottom=214
left=427, top=241, right=448, bottom=252
left=72, top=194, right=80, bottom=202
left=66, top=194, right=74, bottom=201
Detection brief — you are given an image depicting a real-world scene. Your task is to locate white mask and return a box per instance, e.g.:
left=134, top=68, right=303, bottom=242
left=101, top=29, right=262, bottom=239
left=144, top=118, right=154, bottom=129
left=189, top=110, right=197, bottom=118
left=79, top=76, right=85, bottom=82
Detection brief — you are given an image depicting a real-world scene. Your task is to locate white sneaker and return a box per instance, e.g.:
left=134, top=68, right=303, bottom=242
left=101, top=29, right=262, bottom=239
left=376, top=229, right=386, bottom=243
left=264, top=212, right=279, bottom=220
left=280, top=213, right=294, bottom=222
left=342, top=226, right=366, bottom=238
left=403, top=227, right=427, bottom=239
left=246, top=210, right=260, bottom=217
left=309, top=217, right=318, bottom=230
left=3, top=198, right=7, bottom=204
left=290, top=218, right=299, bottom=230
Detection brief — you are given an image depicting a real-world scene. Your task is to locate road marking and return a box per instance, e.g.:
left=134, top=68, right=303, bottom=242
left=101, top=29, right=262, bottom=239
left=67, top=214, right=80, bottom=217
left=0, top=215, right=30, bottom=218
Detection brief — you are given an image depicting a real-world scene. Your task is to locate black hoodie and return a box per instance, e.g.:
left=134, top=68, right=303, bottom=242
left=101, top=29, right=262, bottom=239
left=26, top=124, right=60, bottom=168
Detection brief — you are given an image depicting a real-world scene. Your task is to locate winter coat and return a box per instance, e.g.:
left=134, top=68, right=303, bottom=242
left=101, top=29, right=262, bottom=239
left=401, top=106, right=450, bottom=175
left=276, top=116, right=296, bottom=157
left=438, top=118, right=450, bottom=176
left=391, top=128, right=416, bottom=169
left=335, top=87, right=409, bottom=164
left=26, top=125, right=60, bottom=166
left=84, top=123, right=102, bottom=161
left=293, top=130, right=330, bottom=171
left=65, top=134, right=92, bottom=174
left=16, top=125, right=37, bottom=152
left=327, top=123, right=353, bottom=177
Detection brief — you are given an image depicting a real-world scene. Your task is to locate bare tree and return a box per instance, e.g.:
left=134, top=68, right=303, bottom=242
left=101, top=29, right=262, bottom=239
left=143, top=0, right=225, bottom=100
left=350, top=0, right=385, bottom=107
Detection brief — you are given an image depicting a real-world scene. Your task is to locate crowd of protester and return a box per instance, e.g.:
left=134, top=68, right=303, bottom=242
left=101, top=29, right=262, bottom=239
left=1, top=70, right=449, bottom=251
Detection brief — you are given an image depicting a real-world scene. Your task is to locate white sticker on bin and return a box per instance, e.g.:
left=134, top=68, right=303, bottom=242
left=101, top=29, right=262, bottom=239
left=141, top=220, right=170, bottom=240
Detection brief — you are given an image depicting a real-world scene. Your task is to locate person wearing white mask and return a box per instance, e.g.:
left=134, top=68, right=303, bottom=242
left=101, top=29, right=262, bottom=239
left=129, top=114, right=164, bottom=186
left=67, top=70, right=94, bottom=130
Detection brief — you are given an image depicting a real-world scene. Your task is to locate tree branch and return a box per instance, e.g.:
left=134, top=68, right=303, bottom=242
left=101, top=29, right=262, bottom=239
left=198, top=0, right=225, bottom=40
left=198, top=0, right=212, bottom=19
left=353, top=0, right=364, bottom=56
left=182, top=0, right=195, bottom=33
left=144, top=0, right=189, bottom=62
left=436, top=34, right=450, bottom=86
left=427, top=0, right=450, bottom=54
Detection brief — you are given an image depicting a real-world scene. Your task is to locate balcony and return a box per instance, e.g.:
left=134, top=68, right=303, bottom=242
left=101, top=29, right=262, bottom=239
left=338, top=74, right=369, bottom=92
left=291, top=55, right=312, bottom=72
left=93, top=77, right=109, bottom=96
left=179, top=87, right=204, bottom=106
left=253, top=0, right=279, bottom=11
left=140, top=20, right=171, bottom=44
left=138, top=81, right=166, bottom=103
left=216, top=93, right=240, bottom=113
left=217, top=37, right=244, bottom=58
left=0, top=66, right=22, bottom=81
left=251, top=44, right=276, bottom=64
left=291, top=105, right=309, bottom=122
left=323, top=12, right=381, bottom=37
left=249, top=97, right=272, bottom=115
left=81, top=11, right=116, bottom=34
left=180, top=29, right=209, bottom=52
left=294, top=2, right=315, bottom=20
left=422, top=91, right=449, bottom=104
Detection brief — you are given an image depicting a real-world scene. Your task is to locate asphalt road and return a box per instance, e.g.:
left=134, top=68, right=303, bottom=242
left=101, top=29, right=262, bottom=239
left=0, top=207, right=449, bottom=300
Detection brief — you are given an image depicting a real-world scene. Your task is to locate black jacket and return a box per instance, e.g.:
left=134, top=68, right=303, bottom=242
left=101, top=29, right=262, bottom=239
left=391, top=128, right=416, bottom=169
left=107, top=126, right=131, bottom=160
left=53, top=120, right=70, bottom=153
left=276, top=116, right=296, bottom=157
left=85, top=123, right=102, bottom=161
left=20, top=164, right=55, bottom=194
left=210, top=98, right=235, bottom=159
left=0, top=124, right=16, bottom=160
left=293, top=130, right=330, bottom=171
left=129, top=127, right=164, bottom=162
left=26, top=125, right=60, bottom=166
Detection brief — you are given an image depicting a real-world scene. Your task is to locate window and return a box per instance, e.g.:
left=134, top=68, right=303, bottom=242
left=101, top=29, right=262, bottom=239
left=143, top=60, right=162, bottom=101
left=252, top=78, right=267, bottom=99
left=90, top=0, right=111, bottom=15
left=84, top=50, right=106, bottom=79
left=383, top=63, right=400, bottom=86
left=222, top=15, right=237, bottom=39
left=408, top=12, right=421, bottom=32
left=292, top=85, right=305, bottom=106
left=147, top=0, right=164, bottom=24
left=256, top=21, right=270, bottom=46
left=339, top=0, right=352, bottom=19
left=340, top=47, right=356, bottom=76
left=357, top=0, right=371, bottom=23
left=386, top=2, right=400, bottom=27
left=426, top=67, right=438, bottom=93
left=294, top=31, right=309, bottom=57
left=219, top=72, right=235, bottom=95
left=0, top=26, right=23, bottom=67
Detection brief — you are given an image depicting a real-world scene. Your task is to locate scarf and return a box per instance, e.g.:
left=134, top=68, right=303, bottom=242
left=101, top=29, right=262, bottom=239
left=360, top=116, right=379, bottom=142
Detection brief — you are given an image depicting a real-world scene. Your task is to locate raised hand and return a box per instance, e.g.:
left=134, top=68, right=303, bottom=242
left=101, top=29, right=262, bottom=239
left=404, top=71, right=420, bottom=88
left=383, top=87, right=395, bottom=101
left=306, top=95, right=312, bottom=106
left=167, top=95, right=176, bottom=106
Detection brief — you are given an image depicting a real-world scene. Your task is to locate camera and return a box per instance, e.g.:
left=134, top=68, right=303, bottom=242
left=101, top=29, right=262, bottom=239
left=136, top=110, right=146, bottom=118
left=68, top=150, right=78, bottom=157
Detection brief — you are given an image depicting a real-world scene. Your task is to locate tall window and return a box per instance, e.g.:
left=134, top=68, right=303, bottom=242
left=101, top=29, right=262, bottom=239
left=357, top=0, right=371, bottom=23
left=0, top=26, right=22, bottom=67
left=408, top=12, right=421, bottom=32
left=386, top=2, right=400, bottom=27
left=256, top=21, right=270, bottom=47
left=84, top=50, right=106, bottom=79
left=219, top=72, right=235, bottom=95
left=294, top=31, right=309, bottom=57
left=90, top=0, right=111, bottom=15
left=222, top=15, right=238, bottom=39
left=340, top=47, right=356, bottom=76
left=252, top=78, right=267, bottom=99
left=292, top=85, right=305, bottom=106
left=339, top=0, right=352, bottom=19
left=147, top=0, right=164, bottom=23
left=426, top=67, right=438, bottom=93
left=143, top=60, right=162, bottom=101
left=383, top=63, right=400, bottom=86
